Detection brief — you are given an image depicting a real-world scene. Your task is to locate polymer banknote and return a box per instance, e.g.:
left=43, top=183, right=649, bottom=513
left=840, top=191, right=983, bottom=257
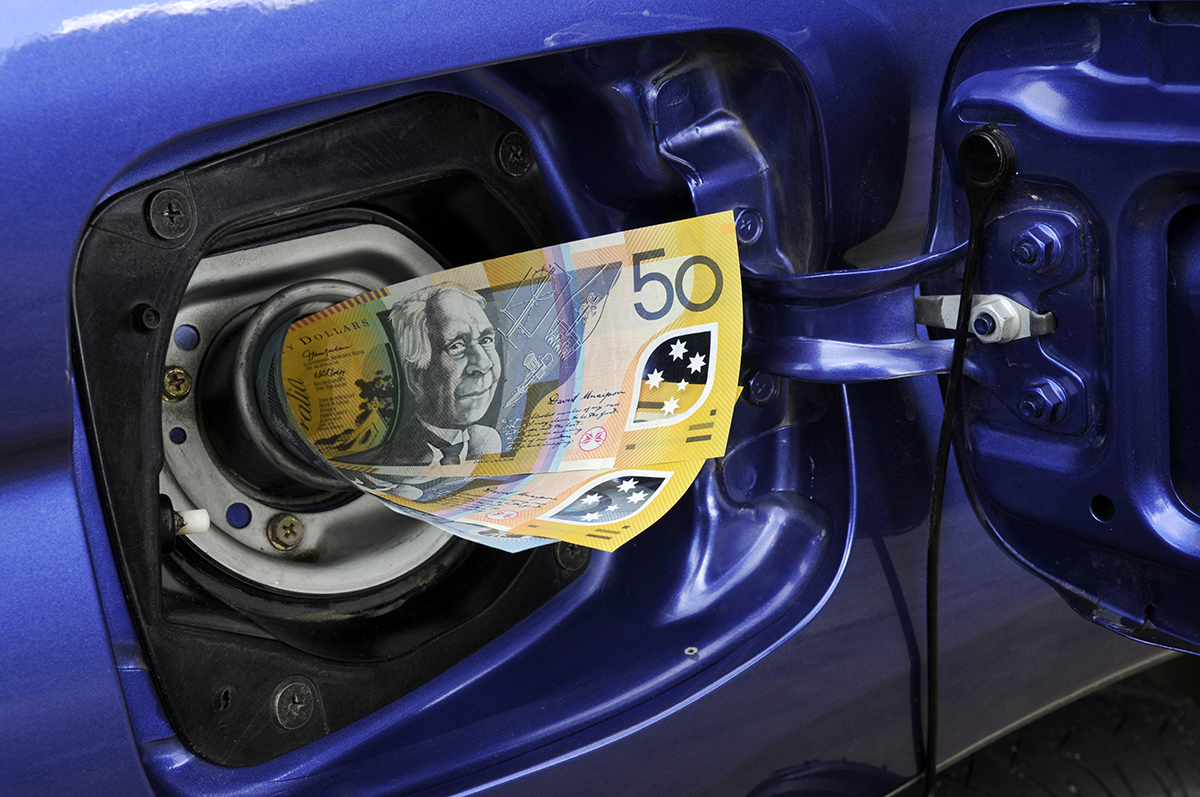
left=276, top=212, right=741, bottom=480
left=348, top=458, right=706, bottom=552
left=265, top=212, right=740, bottom=551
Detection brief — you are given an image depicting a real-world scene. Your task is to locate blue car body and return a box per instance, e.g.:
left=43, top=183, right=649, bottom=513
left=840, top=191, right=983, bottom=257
left=1, top=1, right=1193, bottom=794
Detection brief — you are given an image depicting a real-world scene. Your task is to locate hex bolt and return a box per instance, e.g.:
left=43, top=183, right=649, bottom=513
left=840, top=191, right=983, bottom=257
left=1019, top=394, right=1047, bottom=422
left=1011, top=222, right=1063, bottom=273
left=162, top=366, right=192, bottom=402
left=970, top=297, right=1022, bottom=343
left=734, top=208, right=764, bottom=245
left=496, top=131, right=533, bottom=177
left=272, top=681, right=314, bottom=730
left=1014, top=240, right=1038, bottom=267
left=267, top=514, right=304, bottom=551
left=146, top=189, right=193, bottom=240
left=1018, top=378, right=1068, bottom=426
left=746, top=371, right=779, bottom=405
left=553, top=542, right=589, bottom=572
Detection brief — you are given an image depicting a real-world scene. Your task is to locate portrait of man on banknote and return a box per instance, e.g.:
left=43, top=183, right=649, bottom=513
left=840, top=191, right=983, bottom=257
left=369, top=284, right=503, bottom=467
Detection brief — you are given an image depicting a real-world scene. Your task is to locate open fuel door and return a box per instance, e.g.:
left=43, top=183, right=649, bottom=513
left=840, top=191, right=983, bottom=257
left=934, top=4, right=1200, bottom=654
left=745, top=4, right=1200, bottom=654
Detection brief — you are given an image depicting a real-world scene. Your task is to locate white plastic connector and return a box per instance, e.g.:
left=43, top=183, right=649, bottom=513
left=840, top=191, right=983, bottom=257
left=176, top=508, right=211, bottom=535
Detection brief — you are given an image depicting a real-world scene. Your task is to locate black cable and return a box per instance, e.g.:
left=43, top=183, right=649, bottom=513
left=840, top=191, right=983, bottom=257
left=923, top=125, right=1014, bottom=797
left=922, top=225, right=977, bottom=797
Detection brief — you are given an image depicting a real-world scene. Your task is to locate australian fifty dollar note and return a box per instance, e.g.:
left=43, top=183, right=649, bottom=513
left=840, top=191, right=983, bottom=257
left=348, top=458, right=709, bottom=553
left=274, top=212, right=742, bottom=483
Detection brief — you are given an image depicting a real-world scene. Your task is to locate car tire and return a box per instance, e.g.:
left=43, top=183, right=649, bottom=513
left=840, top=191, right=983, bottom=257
left=938, top=663, right=1200, bottom=797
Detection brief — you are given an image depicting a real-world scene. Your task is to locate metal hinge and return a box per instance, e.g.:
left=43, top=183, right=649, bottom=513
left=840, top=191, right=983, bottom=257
left=915, top=293, right=1056, bottom=344
left=742, top=243, right=1060, bottom=383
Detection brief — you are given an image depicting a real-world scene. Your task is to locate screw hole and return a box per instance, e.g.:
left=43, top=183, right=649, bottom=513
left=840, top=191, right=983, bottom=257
left=169, top=427, right=187, bottom=444
left=1090, top=494, right=1116, bottom=522
left=218, top=687, right=232, bottom=711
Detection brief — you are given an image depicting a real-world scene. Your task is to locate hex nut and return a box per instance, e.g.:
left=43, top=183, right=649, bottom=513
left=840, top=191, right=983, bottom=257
left=970, top=297, right=1023, bottom=344
left=1011, top=222, right=1063, bottom=273
left=1019, top=378, right=1068, bottom=426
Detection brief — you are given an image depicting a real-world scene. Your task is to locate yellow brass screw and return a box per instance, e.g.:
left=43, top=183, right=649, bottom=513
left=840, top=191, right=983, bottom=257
left=163, top=366, right=192, bottom=402
left=267, top=514, right=304, bottom=551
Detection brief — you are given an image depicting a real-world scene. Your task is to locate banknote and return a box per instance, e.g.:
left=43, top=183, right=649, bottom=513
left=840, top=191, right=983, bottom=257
left=273, top=212, right=741, bottom=486
left=345, top=458, right=707, bottom=552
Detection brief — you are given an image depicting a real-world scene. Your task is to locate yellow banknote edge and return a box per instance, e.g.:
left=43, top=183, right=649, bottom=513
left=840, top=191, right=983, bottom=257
left=362, top=457, right=707, bottom=552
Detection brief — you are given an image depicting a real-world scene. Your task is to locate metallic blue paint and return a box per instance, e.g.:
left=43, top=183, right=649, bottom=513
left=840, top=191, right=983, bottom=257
left=0, top=1, right=1177, bottom=795
left=932, top=5, right=1200, bottom=654
left=744, top=244, right=967, bottom=382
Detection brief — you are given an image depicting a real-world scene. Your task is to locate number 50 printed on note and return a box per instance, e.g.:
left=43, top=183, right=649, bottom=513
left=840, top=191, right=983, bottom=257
left=276, top=212, right=742, bottom=482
